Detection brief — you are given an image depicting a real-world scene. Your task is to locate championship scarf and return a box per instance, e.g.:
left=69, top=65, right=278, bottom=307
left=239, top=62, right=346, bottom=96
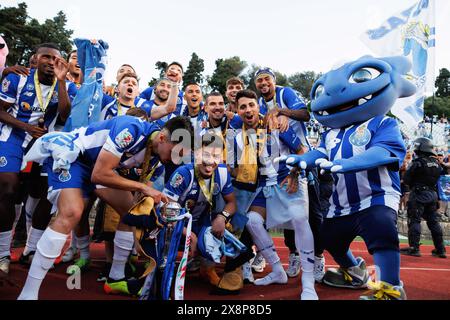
left=235, top=118, right=266, bottom=185
left=63, top=38, right=108, bottom=131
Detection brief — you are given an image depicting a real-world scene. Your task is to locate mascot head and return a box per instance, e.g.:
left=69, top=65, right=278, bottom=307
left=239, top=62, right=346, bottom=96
left=310, top=56, right=417, bottom=129
left=0, top=36, right=8, bottom=68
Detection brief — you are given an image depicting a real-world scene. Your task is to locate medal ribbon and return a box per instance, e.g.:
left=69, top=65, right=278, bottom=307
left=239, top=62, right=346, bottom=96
left=194, top=166, right=215, bottom=206
left=34, top=71, right=57, bottom=113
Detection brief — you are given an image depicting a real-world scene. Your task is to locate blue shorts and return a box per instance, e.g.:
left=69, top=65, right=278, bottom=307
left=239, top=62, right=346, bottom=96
left=321, top=205, right=399, bottom=255
left=46, top=159, right=95, bottom=205
left=250, top=189, right=266, bottom=209
left=0, top=141, right=24, bottom=173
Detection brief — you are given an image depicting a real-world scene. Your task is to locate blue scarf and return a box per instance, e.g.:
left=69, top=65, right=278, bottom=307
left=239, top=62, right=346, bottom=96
left=63, top=38, right=108, bottom=131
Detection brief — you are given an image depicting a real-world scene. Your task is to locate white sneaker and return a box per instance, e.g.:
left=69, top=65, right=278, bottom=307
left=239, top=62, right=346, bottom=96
left=242, top=262, right=254, bottom=284
left=251, top=253, right=266, bottom=273
left=62, top=247, right=78, bottom=263
left=314, top=255, right=326, bottom=283
left=254, top=270, right=288, bottom=286
left=286, top=253, right=301, bottom=278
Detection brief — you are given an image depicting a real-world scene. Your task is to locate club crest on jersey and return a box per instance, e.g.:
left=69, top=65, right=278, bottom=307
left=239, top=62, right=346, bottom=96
left=185, top=199, right=196, bottom=211
left=349, top=124, right=371, bottom=147
left=213, top=182, right=220, bottom=195
left=2, top=79, right=10, bottom=92
left=51, top=91, right=58, bottom=103
left=170, top=172, right=184, bottom=188
left=0, top=156, right=7, bottom=167
left=115, top=129, right=134, bottom=149
left=58, top=170, right=71, bottom=182
left=26, top=84, right=35, bottom=91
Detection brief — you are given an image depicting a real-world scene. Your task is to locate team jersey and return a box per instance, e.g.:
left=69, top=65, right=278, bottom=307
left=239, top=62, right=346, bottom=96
left=230, top=126, right=302, bottom=189
left=258, top=86, right=310, bottom=149
left=100, top=94, right=151, bottom=120
left=317, top=116, right=406, bottom=218
left=73, top=115, right=160, bottom=170
left=140, top=86, right=185, bottom=126
left=0, top=70, right=78, bottom=148
left=162, top=164, right=233, bottom=220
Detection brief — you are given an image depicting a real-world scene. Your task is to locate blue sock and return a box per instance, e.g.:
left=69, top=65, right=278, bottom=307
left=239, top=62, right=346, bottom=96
left=333, top=249, right=358, bottom=268
left=373, top=250, right=400, bottom=286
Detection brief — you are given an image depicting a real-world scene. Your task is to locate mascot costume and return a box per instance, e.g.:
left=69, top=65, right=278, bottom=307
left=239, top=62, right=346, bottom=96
left=279, top=56, right=416, bottom=300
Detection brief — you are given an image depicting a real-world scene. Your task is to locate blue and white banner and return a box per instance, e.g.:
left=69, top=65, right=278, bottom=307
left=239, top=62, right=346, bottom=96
left=63, top=39, right=109, bottom=131
left=361, top=0, right=435, bottom=128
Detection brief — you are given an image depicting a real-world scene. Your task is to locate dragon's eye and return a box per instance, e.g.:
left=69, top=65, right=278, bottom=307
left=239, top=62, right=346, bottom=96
left=350, top=68, right=381, bottom=83
left=314, top=85, right=325, bottom=99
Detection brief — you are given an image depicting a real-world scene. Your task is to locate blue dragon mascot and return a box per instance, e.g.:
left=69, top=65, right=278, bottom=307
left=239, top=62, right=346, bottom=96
left=279, top=56, right=416, bottom=300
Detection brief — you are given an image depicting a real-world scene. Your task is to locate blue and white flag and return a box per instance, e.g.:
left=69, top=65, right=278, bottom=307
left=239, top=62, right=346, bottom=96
left=361, top=0, right=435, bottom=128
left=63, top=38, right=109, bottom=131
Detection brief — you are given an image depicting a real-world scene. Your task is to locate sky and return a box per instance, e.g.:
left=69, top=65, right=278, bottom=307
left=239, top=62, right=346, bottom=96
left=3, top=0, right=450, bottom=90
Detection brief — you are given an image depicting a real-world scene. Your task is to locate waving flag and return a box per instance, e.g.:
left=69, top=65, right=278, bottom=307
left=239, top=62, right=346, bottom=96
left=361, top=0, right=435, bottom=128
left=64, top=38, right=109, bottom=131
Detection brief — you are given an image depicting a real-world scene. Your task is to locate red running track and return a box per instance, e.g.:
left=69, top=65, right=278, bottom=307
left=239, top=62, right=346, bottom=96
left=1, top=238, right=449, bottom=300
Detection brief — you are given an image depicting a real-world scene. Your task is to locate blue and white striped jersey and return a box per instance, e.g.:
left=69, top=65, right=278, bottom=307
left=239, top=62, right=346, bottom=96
left=258, top=86, right=310, bottom=150
left=0, top=70, right=78, bottom=148
left=162, top=164, right=233, bottom=220
left=230, top=127, right=302, bottom=188
left=73, top=115, right=160, bottom=170
left=317, top=116, right=406, bottom=218
left=140, top=86, right=185, bottom=126
left=100, top=94, right=151, bottom=120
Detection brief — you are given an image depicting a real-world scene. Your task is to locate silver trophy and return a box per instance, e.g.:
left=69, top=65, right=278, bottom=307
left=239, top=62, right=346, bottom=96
left=159, top=202, right=182, bottom=269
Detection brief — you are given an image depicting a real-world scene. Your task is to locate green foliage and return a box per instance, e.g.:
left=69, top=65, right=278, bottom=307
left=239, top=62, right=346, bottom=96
left=424, top=96, right=450, bottom=118
left=208, top=56, right=247, bottom=94
left=435, top=68, right=450, bottom=98
left=288, top=71, right=322, bottom=102
left=0, top=2, right=73, bottom=66
left=147, top=61, right=168, bottom=87
left=182, top=52, right=204, bottom=90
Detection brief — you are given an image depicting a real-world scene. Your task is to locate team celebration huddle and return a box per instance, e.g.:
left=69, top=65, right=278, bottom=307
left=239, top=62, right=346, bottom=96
left=0, top=29, right=446, bottom=301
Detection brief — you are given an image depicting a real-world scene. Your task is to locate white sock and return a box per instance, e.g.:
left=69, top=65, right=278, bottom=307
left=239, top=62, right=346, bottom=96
left=0, top=230, right=13, bottom=258
left=18, top=228, right=67, bottom=300
left=292, top=215, right=315, bottom=273
left=25, top=196, right=39, bottom=234
left=109, top=231, right=133, bottom=280
left=23, top=227, right=44, bottom=256
left=246, top=211, right=281, bottom=267
left=77, top=235, right=90, bottom=260
left=13, top=203, right=23, bottom=230
left=292, top=215, right=317, bottom=299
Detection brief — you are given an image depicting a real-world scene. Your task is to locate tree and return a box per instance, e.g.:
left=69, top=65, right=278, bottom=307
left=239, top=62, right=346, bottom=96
left=243, top=65, right=289, bottom=94
left=435, top=68, right=450, bottom=98
left=182, top=52, right=204, bottom=90
left=208, top=56, right=247, bottom=94
left=148, top=61, right=168, bottom=87
left=0, top=2, right=73, bottom=66
left=288, top=71, right=322, bottom=102
left=424, top=96, right=450, bottom=118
